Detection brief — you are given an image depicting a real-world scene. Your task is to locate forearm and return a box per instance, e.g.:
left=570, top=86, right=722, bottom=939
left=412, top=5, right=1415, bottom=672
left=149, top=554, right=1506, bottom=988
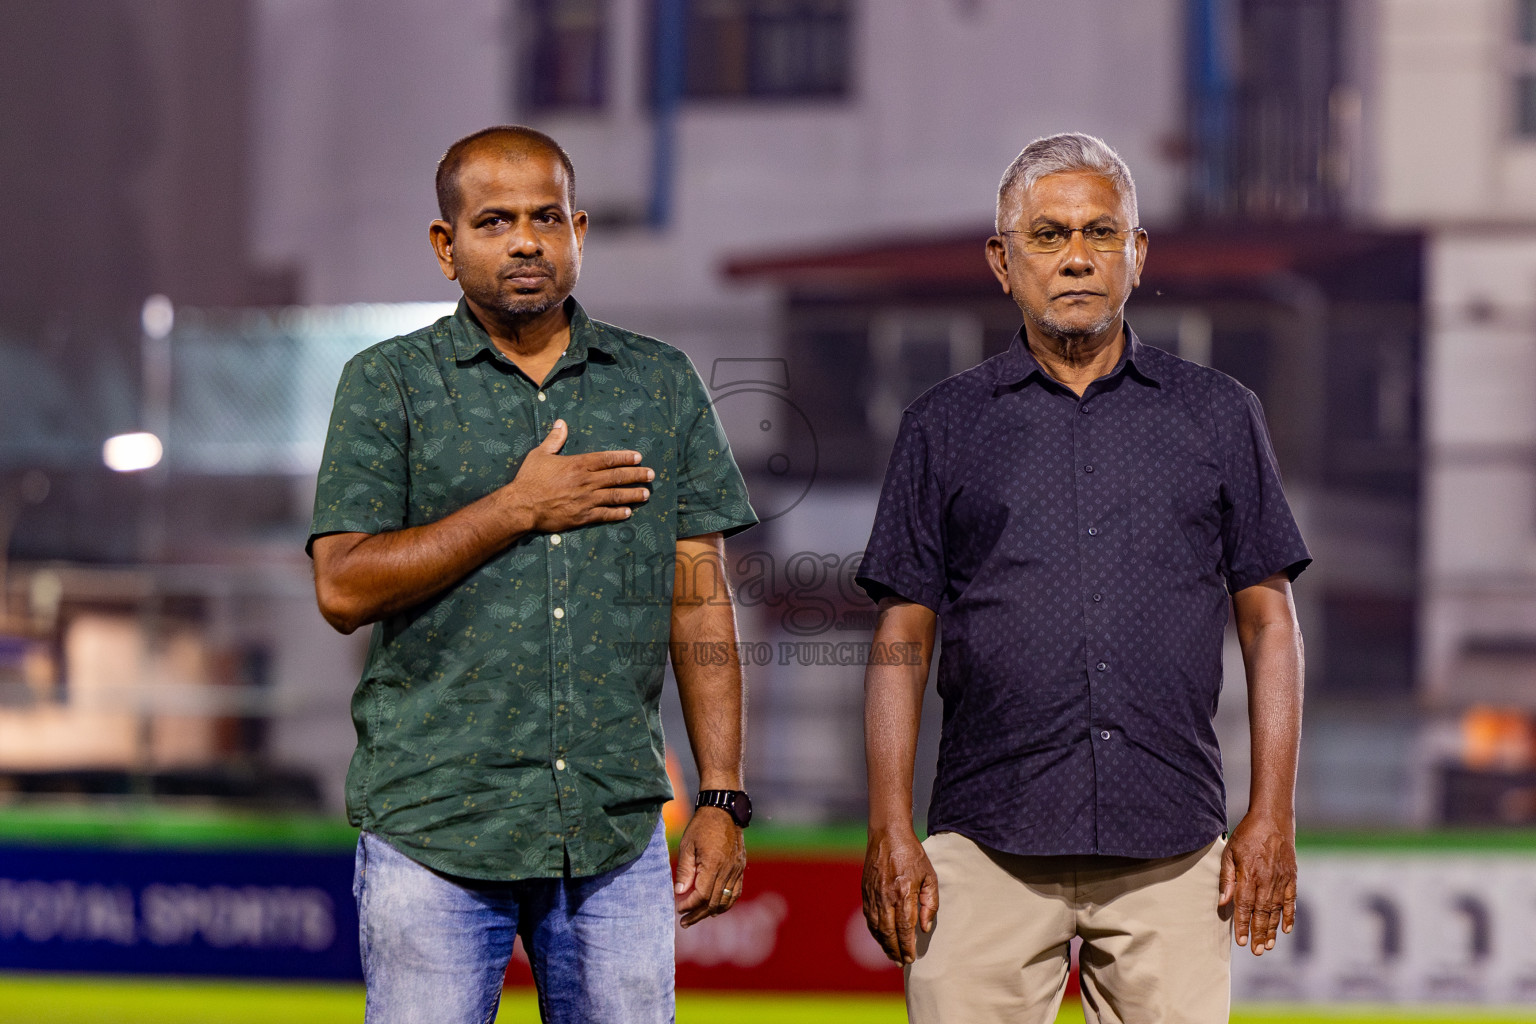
left=1222, top=575, right=1305, bottom=951
left=314, top=484, right=533, bottom=633
left=670, top=538, right=745, bottom=790
left=1234, top=576, right=1305, bottom=823
left=1242, top=620, right=1304, bottom=821
left=864, top=600, right=936, bottom=834
left=865, top=670, right=924, bottom=833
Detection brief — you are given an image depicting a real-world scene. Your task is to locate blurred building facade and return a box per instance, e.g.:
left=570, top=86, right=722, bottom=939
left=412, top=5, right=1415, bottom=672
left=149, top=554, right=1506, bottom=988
left=1, top=0, right=1533, bottom=829
left=1370, top=0, right=1536, bottom=823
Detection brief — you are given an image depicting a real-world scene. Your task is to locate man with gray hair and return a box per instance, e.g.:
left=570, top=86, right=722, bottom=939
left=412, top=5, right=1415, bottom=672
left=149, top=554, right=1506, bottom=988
left=857, top=133, right=1309, bottom=1022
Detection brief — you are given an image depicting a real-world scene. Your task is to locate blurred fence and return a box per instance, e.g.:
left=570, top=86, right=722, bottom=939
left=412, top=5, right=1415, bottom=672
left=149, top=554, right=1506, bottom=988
left=165, top=303, right=453, bottom=475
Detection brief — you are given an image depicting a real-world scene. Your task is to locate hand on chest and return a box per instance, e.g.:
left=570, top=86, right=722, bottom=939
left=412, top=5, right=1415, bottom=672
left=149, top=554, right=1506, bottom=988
left=408, top=361, right=678, bottom=510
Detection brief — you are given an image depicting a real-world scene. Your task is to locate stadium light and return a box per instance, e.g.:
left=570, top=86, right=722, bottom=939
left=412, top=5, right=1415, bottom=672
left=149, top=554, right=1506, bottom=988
left=103, top=432, right=164, bottom=473
left=141, top=293, right=174, bottom=340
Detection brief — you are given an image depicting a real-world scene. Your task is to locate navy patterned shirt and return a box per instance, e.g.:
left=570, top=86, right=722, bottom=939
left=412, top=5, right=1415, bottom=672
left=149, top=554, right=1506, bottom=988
left=856, top=327, right=1310, bottom=859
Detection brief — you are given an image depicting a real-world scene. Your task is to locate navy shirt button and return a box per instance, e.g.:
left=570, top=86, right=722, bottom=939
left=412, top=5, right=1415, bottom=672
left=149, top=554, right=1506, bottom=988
left=1084, top=465, right=1094, bottom=473
left=1087, top=527, right=1099, bottom=536
left=1100, top=730, right=1111, bottom=740
left=1080, top=403, right=1091, bottom=414
left=1096, top=661, right=1108, bottom=672
left=1092, top=593, right=1103, bottom=602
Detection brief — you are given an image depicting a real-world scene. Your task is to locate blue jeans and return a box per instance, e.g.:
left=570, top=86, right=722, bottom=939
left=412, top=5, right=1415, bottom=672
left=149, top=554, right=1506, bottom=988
left=354, top=819, right=675, bottom=1024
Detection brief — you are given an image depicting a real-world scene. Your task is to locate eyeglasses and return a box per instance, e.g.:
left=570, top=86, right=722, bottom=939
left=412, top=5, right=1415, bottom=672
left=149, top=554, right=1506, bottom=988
left=998, top=224, right=1142, bottom=254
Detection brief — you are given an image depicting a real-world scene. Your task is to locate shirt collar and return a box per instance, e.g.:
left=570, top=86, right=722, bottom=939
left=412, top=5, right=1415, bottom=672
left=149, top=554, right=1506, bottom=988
left=993, top=322, right=1162, bottom=390
left=445, top=295, right=615, bottom=365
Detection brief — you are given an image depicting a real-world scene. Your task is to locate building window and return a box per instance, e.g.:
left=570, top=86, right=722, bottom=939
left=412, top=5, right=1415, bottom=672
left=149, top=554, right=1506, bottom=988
left=1188, top=0, right=1348, bottom=219
left=1516, top=0, right=1536, bottom=135
left=520, top=0, right=608, bottom=111
left=652, top=0, right=852, bottom=101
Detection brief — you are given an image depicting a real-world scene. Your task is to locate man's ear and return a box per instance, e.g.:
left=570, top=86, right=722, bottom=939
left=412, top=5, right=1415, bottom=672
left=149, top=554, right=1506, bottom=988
left=429, top=219, right=457, bottom=282
left=985, top=236, right=1013, bottom=296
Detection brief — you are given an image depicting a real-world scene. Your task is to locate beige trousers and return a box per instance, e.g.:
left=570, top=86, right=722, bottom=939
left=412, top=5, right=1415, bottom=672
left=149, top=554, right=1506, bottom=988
left=905, top=831, right=1232, bottom=1024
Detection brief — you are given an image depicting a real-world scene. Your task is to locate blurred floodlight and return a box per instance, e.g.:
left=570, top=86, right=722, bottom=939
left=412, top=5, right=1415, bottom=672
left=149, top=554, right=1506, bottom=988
left=141, top=294, right=175, bottom=340
left=103, top=432, right=164, bottom=472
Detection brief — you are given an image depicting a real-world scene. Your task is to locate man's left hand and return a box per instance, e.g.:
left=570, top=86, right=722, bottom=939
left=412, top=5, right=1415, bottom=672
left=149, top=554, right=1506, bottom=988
left=1218, top=811, right=1297, bottom=956
left=673, top=807, right=746, bottom=928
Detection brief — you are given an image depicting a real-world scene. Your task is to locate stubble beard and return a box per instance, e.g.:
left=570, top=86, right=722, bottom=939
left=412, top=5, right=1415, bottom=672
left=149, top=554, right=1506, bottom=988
left=486, top=291, right=564, bottom=320
left=464, top=256, right=569, bottom=323
left=1031, top=303, right=1121, bottom=355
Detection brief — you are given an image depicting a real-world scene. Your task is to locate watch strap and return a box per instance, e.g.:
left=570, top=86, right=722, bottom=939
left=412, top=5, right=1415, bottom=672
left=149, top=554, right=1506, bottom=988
left=695, top=788, right=752, bottom=828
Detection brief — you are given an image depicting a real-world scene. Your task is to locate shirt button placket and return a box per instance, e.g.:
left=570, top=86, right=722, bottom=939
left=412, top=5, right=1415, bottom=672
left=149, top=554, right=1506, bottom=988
left=1077, top=392, right=1112, bottom=808
left=1078, top=394, right=1105, bottom=655
left=546, top=402, right=575, bottom=827
left=534, top=380, right=552, bottom=434
left=1073, top=396, right=1094, bottom=552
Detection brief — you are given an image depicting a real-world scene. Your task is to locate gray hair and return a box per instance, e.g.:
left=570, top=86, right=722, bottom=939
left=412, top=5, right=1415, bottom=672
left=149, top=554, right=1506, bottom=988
left=995, top=133, right=1138, bottom=232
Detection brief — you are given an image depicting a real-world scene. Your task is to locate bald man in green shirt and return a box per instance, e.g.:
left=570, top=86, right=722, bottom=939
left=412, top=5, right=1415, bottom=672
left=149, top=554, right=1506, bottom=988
left=308, top=125, right=757, bottom=1024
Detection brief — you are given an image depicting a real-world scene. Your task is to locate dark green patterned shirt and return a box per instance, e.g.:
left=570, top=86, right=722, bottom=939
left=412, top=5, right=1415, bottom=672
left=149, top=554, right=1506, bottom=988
left=309, top=298, right=756, bottom=881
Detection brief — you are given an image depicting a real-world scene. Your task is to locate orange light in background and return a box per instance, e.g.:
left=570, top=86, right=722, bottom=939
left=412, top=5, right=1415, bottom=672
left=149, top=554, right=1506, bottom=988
left=1461, top=705, right=1536, bottom=771
left=662, top=747, right=688, bottom=839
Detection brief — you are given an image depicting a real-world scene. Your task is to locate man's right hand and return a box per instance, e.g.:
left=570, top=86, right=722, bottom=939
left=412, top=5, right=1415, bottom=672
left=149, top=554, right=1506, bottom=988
left=312, top=420, right=653, bottom=633
left=862, top=825, right=939, bottom=964
left=505, top=419, right=653, bottom=532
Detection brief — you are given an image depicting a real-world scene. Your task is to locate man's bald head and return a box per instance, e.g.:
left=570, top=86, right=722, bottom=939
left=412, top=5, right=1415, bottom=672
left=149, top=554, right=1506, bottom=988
left=435, top=126, right=576, bottom=224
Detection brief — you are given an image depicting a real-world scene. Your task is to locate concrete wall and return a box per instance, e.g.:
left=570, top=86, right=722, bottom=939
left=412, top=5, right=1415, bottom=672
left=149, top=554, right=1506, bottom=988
left=251, top=0, right=1186, bottom=330
left=1371, top=0, right=1536, bottom=223
left=1421, top=229, right=1536, bottom=708
left=1362, top=0, right=1536, bottom=715
left=250, top=0, right=508, bottom=306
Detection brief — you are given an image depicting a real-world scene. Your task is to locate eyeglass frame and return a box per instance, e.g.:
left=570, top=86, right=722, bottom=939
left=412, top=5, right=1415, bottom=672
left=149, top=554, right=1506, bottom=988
left=995, top=223, right=1146, bottom=255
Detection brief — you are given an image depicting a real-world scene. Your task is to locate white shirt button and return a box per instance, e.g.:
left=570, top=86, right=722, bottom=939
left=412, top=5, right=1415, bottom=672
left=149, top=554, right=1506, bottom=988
left=550, top=534, right=562, bottom=546
left=553, top=607, right=565, bottom=620
left=555, top=759, right=566, bottom=771
left=537, top=391, right=547, bottom=402
left=1100, top=730, right=1111, bottom=740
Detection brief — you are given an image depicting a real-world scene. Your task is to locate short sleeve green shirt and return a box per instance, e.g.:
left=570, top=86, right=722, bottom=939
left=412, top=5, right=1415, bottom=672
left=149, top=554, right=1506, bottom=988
left=309, top=297, right=757, bottom=881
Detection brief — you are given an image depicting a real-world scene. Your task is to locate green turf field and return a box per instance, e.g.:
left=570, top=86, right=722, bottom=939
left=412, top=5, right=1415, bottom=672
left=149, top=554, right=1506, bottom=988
left=1, top=976, right=1535, bottom=1024
left=5, top=802, right=1536, bottom=855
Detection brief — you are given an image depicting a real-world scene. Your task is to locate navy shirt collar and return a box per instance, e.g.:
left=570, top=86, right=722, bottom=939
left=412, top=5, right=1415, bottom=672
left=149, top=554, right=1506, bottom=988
left=993, top=322, right=1162, bottom=391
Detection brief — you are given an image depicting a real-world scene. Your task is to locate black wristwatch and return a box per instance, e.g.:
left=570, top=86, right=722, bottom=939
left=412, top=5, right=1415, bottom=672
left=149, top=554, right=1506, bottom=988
left=695, top=789, right=752, bottom=828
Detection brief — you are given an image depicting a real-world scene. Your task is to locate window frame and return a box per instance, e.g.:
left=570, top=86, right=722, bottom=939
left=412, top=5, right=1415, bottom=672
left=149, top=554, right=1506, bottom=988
left=518, top=0, right=611, bottom=114
left=1511, top=0, right=1536, bottom=137
left=647, top=0, right=855, bottom=105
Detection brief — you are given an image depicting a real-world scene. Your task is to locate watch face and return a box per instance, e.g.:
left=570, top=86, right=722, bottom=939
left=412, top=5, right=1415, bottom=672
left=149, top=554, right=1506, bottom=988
left=699, top=790, right=752, bottom=828
left=729, top=791, right=752, bottom=828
